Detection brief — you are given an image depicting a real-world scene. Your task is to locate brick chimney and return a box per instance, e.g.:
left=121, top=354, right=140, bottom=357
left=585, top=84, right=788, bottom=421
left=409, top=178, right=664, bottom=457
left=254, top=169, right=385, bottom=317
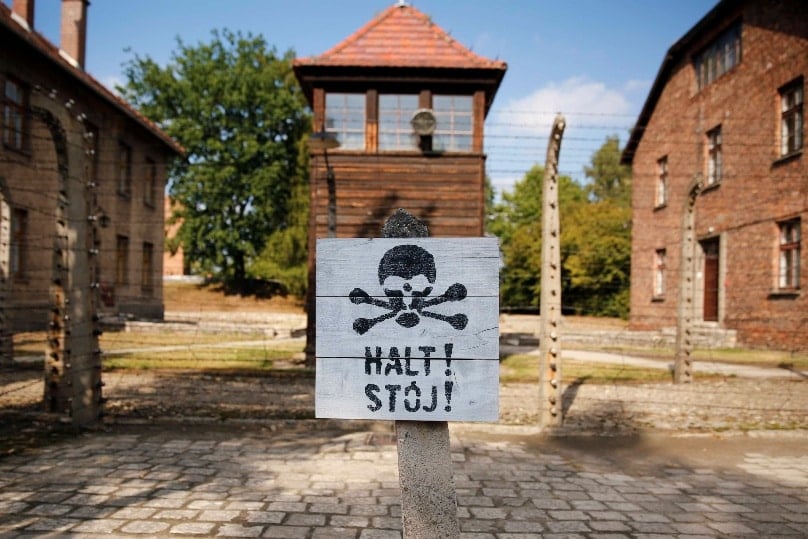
left=11, top=0, right=35, bottom=30
left=60, top=0, right=89, bottom=69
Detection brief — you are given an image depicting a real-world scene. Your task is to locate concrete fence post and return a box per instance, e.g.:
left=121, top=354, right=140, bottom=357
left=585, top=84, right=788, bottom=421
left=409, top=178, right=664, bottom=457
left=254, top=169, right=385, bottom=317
left=538, top=114, right=566, bottom=428
left=674, top=176, right=703, bottom=384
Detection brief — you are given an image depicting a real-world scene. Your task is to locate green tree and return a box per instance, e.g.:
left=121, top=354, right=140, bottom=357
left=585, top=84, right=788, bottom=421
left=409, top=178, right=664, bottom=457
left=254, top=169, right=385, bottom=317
left=490, top=165, right=586, bottom=309
left=120, top=29, right=310, bottom=286
left=489, top=136, right=631, bottom=317
left=583, top=135, right=632, bottom=207
left=565, top=135, right=632, bottom=317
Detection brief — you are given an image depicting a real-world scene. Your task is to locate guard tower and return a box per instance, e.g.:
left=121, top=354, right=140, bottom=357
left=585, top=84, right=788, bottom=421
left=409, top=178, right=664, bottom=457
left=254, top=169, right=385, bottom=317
left=294, top=2, right=506, bottom=356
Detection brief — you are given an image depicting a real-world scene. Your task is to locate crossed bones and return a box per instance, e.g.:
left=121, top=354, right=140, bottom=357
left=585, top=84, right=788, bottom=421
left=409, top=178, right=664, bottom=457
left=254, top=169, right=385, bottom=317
left=349, top=283, right=468, bottom=335
left=348, top=244, right=469, bottom=335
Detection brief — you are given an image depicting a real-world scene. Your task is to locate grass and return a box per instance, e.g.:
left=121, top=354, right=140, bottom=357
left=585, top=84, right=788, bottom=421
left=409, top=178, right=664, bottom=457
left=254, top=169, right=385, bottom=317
left=500, top=353, right=675, bottom=384
left=594, top=344, right=808, bottom=370
left=104, top=341, right=304, bottom=371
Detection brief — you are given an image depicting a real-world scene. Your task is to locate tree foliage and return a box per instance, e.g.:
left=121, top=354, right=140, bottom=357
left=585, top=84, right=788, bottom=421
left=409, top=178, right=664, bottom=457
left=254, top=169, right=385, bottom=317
left=491, top=136, right=632, bottom=318
left=119, top=29, right=310, bottom=287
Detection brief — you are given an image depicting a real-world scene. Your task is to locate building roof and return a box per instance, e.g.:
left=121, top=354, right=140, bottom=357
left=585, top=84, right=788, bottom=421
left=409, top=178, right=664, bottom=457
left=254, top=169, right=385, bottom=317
left=621, top=0, right=741, bottom=165
left=293, top=2, right=507, bottom=112
left=295, top=2, right=506, bottom=71
left=0, top=3, right=183, bottom=156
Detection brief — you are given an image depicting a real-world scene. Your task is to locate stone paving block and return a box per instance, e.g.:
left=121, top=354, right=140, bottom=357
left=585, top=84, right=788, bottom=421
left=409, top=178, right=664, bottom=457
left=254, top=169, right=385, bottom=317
left=217, top=523, right=264, bottom=537
left=588, top=519, right=631, bottom=532
left=311, top=527, right=361, bottom=538
left=268, top=501, right=307, bottom=512
left=467, top=506, right=508, bottom=519
left=286, top=513, right=327, bottom=526
left=154, top=509, right=200, bottom=520
left=110, top=506, right=158, bottom=520
left=120, top=520, right=170, bottom=534
left=22, top=517, right=77, bottom=532
left=530, top=498, right=571, bottom=510
left=71, top=518, right=125, bottom=533
left=502, top=519, right=545, bottom=533
left=330, top=515, right=370, bottom=528
left=142, top=497, right=187, bottom=508
left=25, top=503, right=71, bottom=516
left=544, top=519, right=591, bottom=533
left=672, top=522, right=719, bottom=535
left=197, top=509, right=241, bottom=521
left=66, top=506, right=118, bottom=519
left=357, top=530, right=400, bottom=539
left=349, top=504, right=390, bottom=516
left=263, top=525, right=312, bottom=538
left=370, top=516, right=402, bottom=530
left=170, top=521, right=217, bottom=535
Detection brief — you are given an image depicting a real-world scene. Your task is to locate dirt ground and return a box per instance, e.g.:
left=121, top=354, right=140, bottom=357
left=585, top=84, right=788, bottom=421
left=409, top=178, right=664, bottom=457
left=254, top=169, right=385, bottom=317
left=2, top=284, right=806, bottom=456
left=3, top=360, right=807, bottom=458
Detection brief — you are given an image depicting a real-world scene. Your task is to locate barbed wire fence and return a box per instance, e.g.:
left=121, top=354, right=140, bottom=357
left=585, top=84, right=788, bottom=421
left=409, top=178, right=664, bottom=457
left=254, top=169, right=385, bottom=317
left=1, top=107, right=806, bottom=434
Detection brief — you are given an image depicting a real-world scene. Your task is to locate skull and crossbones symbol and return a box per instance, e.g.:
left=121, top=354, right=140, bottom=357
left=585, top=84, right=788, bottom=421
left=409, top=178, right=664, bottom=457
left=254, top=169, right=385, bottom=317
left=349, top=245, right=468, bottom=335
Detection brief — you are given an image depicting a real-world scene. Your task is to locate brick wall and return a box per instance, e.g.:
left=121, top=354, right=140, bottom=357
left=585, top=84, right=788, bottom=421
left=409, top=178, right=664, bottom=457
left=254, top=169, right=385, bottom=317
left=629, top=0, right=808, bottom=350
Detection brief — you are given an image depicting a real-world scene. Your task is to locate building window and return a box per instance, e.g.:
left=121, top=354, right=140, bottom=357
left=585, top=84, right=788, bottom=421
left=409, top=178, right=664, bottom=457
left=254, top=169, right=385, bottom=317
left=653, top=249, right=666, bottom=298
left=141, top=242, right=154, bottom=294
left=325, top=93, right=365, bottom=150
left=115, top=235, right=129, bottom=285
left=656, top=156, right=668, bottom=207
left=433, top=95, right=473, bottom=152
left=379, top=94, right=419, bottom=151
left=706, top=125, right=722, bottom=186
left=694, top=21, right=741, bottom=90
left=780, top=78, right=803, bottom=157
left=144, top=158, right=157, bottom=207
left=10, top=208, right=27, bottom=280
left=117, top=142, right=132, bottom=197
left=778, top=219, right=800, bottom=290
left=3, top=77, right=28, bottom=151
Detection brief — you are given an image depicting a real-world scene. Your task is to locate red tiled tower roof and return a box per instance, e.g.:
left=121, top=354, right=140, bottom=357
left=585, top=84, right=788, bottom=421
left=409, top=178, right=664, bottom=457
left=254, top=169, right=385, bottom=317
left=294, top=2, right=506, bottom=70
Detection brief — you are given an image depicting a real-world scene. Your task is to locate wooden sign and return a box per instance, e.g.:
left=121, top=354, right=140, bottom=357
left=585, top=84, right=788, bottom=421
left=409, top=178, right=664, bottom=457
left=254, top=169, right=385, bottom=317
left=316, top=238, right=499, bottom=421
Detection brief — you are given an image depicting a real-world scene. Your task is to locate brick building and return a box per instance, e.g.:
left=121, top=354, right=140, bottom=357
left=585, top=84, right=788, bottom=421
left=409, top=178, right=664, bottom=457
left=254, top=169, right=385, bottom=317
left=623, top=0, right=807, bottom=350
left=1, top=0, right=182, bottom=330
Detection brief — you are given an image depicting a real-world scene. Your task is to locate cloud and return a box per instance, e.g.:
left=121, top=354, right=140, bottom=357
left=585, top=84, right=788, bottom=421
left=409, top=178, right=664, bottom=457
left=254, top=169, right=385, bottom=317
left=489, top=76, right=633, bottom=136
left=484, top=77, right=636, bottom=193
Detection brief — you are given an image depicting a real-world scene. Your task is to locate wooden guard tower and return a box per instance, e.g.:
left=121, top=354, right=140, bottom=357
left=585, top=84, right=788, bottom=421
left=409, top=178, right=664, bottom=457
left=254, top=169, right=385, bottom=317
left=294, top=2, right=506, bottom=355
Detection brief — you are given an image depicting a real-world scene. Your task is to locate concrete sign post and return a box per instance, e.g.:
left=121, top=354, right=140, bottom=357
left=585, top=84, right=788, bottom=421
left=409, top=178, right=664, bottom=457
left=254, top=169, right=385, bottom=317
left=315, top=237, right=499, bottom=421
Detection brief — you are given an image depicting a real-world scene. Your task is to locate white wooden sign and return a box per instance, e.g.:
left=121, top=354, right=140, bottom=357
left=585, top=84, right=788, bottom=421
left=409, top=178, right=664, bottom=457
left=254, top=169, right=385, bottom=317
left=316, top=238, right=499, bottom=421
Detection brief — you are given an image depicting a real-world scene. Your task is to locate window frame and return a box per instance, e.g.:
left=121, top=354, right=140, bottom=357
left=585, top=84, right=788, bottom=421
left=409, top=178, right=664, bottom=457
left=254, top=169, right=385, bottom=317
left=432, top=94, right=474, bottom=153
left=324, top=92, right=366, bottom=151
left=117, top=141, right=133, bottom=198
left=706, top=125, right=722, bottom=187
left=694, top=21, right=742, bottom=90
left=378, top=93, right=420, bottom=151
left=779, top=78, right=803, bottom=158
left=115, top=235, right=129, bottom=286
left=144, top=157, right=157, bottom=208
left=777, top=218, right=801, bottom=291
left=141, top=241, right=154, bottom=294
left=655, top=156, right=668, bottom=208
left=10, top=207, right=28, bottom=281
left=653, top=248, right=667, bottom=300
left=3, top=76, right=29, bottom=152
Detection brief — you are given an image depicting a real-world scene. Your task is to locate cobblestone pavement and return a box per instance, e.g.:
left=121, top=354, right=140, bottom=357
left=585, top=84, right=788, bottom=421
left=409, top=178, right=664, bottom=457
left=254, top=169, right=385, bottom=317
left=1, top=421, right=807, bottom=538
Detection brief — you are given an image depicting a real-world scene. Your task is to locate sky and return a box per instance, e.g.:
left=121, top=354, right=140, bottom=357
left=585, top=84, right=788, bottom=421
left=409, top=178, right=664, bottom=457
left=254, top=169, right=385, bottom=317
left=19, top=0, right=718, bottom=196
